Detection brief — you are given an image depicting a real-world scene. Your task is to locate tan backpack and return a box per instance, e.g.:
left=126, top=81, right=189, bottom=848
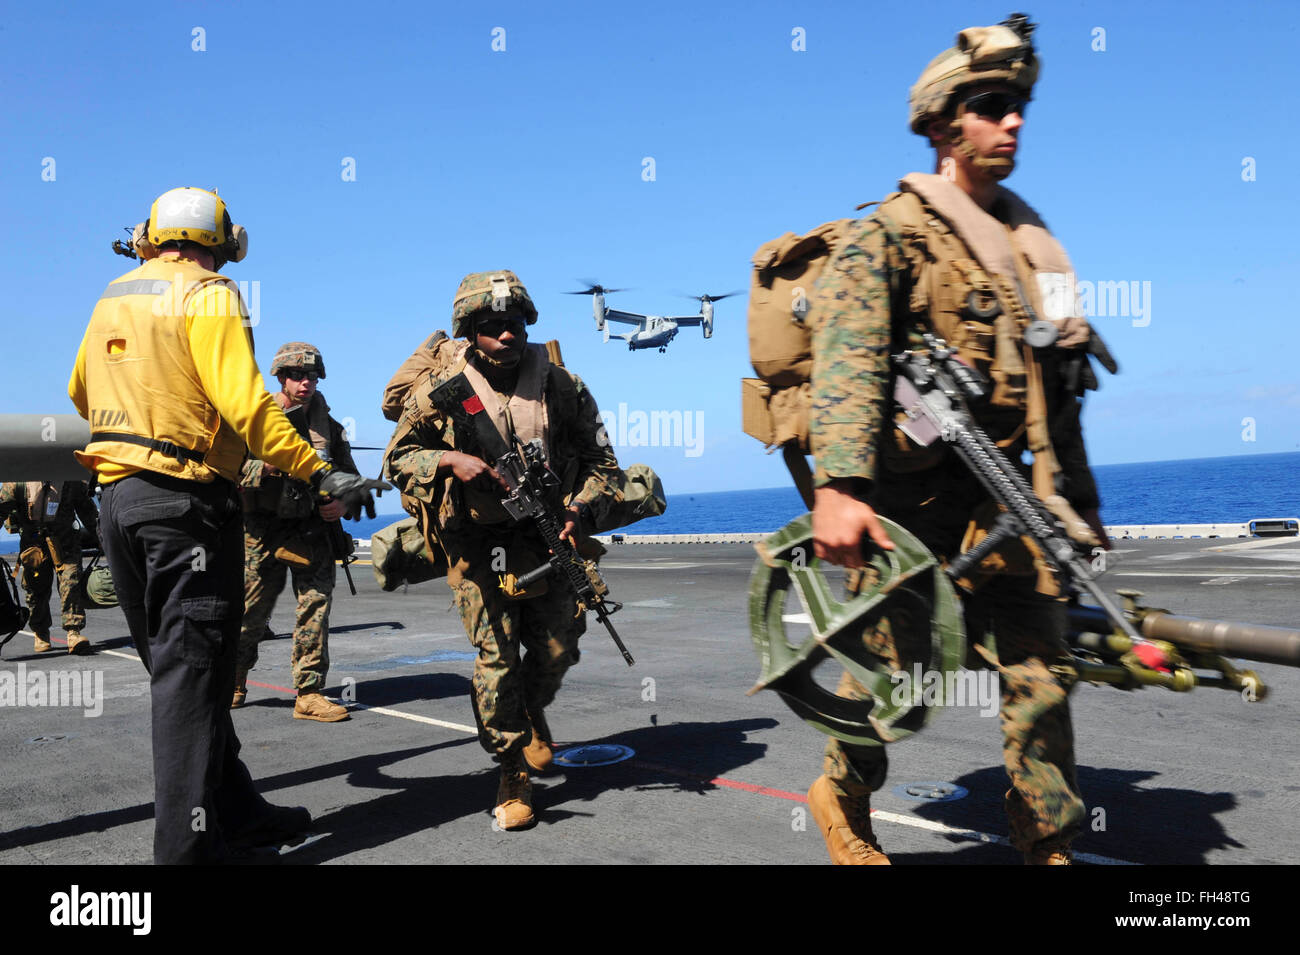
left=741, top=217, right=856, bottom=507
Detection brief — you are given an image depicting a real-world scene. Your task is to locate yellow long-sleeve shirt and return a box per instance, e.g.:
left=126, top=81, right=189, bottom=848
left=68, top=256, right=323, bottom=485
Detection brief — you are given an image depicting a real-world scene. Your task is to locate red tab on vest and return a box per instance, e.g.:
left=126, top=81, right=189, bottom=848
left=462, top=395, right=485, bottom=415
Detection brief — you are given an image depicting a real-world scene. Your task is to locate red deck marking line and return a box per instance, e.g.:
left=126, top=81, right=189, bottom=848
left=631, top=759, right=807, bottom=802
left=248, top=679, right=297, bottom=694
left=707, top=776, right=809, bottom=802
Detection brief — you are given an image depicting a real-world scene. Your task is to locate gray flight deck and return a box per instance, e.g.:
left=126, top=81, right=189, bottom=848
left=2, top=532, right=1298, bottom=865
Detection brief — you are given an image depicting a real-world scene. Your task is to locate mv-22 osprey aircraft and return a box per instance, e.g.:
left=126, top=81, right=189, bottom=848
left=566, top=282, right=739, bottom=353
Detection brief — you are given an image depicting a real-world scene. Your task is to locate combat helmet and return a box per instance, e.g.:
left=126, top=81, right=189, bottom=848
left=451, top=270, right=538, bottom=338
left=909, top=12, right=1038, bottom=135
left=141, top=187, right=248, bottom=267
left=270, top=342, right=326, bottom=379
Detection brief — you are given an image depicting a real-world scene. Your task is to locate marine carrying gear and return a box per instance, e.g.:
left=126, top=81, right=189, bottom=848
left=270, top=342, right=326, bottom=379
left=909, top=13, right=1039, bottom=135
left=742, top=173, right=1111, bottom=509
left=451, top=270, right=538, bottom=338
left=147, top=187, right=248, bottom=266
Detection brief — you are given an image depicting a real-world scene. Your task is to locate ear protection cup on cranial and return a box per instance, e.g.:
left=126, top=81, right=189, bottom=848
left=226, top=224, right=248, bottom=263
left=131, top=221, right=159, bottom=260
left=215, top=208, right=247, bottom=265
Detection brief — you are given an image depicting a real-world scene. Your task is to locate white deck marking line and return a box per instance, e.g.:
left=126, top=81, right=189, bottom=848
left=18, top=629, right=140, bottom=662
left=346, top=702, right=477, bottom=734
left=1206, top=537, right=1300, bottom=553
left=869, top=809, right=1137, bottom=865
left=1111, top=571, right=1300, bottom=578
left=14, top=631, right=477, bottom=731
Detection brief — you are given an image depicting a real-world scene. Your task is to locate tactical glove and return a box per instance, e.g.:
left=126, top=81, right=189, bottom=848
left=311, top=468, right=391, bottom=521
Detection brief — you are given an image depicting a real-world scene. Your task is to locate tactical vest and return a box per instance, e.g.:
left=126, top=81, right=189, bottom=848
left=744, top=174, right=1093, bottom=502
left=401, top=340, right=580, bottom=526
left=23, top=482, right=63, bottom=525
left=874, top=173, right=1092, bottom=498
left=241, top=391, right=338, bottom=518
left=75, top=257, right=254, bottom=483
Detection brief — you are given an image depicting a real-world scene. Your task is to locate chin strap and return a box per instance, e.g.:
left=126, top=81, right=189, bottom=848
left=946, top=110, right=1016, bottom=180
left=473, top=348, right=514, bottom=369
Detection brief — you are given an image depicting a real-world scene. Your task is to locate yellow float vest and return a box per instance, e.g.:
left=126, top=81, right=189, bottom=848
left=76, top=258, right=252, bottom=483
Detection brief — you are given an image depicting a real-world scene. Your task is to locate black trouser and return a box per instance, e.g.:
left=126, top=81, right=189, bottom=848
left=100, top=472, right=272, bottom=863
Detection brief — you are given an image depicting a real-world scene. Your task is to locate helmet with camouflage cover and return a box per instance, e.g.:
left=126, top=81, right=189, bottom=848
left=270, top=342, right=326, bottom=379
left=909, top=12, right=1038, bottom=135
left=451, top=270, right=538, bottom=338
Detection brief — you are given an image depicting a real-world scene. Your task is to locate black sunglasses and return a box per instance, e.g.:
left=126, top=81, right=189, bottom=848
left=476, top=317, right=526, bottom=338
left=962, top=91, right=1029, bottom=121
left=283, top=369, right=320, bottom=381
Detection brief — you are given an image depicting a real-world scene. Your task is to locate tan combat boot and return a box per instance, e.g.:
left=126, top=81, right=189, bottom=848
left=231, top=669, right=249, bottom=709
left=66, top=631, right=90, bottom=655
left=1024, top=845, right=1073, bottom=865
left=494, top=760, right=536, bottom=830
left=523, top=709, right=554, bottom=773
left=33, top=633, right=52, bottom=653
left=807, top=774, right=891, bottom=865
left=293, top=692, right=349, bottom=722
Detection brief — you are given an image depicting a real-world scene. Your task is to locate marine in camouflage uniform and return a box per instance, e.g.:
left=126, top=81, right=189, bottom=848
left=384, top=270, right=621, bottom=830
left=0, top=481, right=97, bottom=654
left=234, top=342, right=359, bottom=722
left=805, top=14, right=1109, bottom=865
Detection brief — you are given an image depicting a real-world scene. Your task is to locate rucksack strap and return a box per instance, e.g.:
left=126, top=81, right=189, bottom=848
left=782, top=444, right=815, bottom=510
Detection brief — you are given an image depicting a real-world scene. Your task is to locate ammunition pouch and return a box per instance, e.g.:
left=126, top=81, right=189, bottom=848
left=18, top=548, right=49, bottom=595
left=741, top=378, right=809, bottom=454
left=241, top=463, right=317, bottom=520
left=957, top=500, right=1038, bottom=588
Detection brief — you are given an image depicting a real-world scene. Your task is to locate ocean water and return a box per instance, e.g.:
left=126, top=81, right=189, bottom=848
left=6, top=452, right=1299, bottom=549
left=343, top=450, right=1300, bottom=538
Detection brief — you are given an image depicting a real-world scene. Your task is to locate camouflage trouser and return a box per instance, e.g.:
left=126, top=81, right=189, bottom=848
left=823, top=573, right=1086, bottom=853
left=443, top=530, right=584, bottom=760
left=237, top=515, right=335, bottom=693
left=18, top=526, right=85, bottom=636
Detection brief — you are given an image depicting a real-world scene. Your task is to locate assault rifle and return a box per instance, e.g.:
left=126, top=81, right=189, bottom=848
left=429, top=372, right=634, bottom=666
left=327, top=521, right=358, bottom=596
left=891, top=335, right=1300, bottom=697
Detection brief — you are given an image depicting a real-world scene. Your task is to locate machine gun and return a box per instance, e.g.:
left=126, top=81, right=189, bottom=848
left=429, top=372, right=634, bottom=666
left=1066, top=590, right=1300, bottom=699
left=746, top=334, right=1300, bottom=745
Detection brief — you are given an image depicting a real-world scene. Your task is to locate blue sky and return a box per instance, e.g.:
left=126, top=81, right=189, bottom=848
left=2, top=0, right=1297, bottom=509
